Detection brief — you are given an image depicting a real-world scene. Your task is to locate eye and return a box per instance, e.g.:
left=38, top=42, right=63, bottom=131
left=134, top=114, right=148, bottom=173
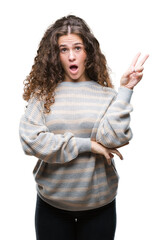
left=75, top=46, right=81, bottom=51
left=60, top=48, right=68, bottom=53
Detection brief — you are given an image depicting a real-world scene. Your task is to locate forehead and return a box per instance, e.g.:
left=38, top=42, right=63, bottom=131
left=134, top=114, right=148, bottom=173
left=58, top=34, right=83, bottom=46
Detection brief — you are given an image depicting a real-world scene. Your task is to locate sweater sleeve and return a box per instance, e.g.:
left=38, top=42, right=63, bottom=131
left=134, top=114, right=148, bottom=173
left=19, top=97, right=91, bottom=164
left=96, top=87, right=133, bottom=148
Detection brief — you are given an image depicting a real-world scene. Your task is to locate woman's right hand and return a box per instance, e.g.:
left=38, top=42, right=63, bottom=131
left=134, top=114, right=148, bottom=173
left=91, top=140, right=124, bottom=165
left=120, top=52, right=149, bottom=90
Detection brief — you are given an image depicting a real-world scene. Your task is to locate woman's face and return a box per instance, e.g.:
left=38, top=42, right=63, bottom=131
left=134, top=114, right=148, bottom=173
left=58, top=34, right=89, bottom=82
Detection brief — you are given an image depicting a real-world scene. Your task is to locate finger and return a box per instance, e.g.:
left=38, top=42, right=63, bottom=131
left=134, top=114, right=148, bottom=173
left=135, top=66, right=144, bottom=72
left=123, top=69, right=132, bottom=78
left=130, top=52, right=141, bottom=67
left=137, top=54, right=149, bottom=67
left=111, top=149, right=123, bottom=160
left=126, top=64, right=143, bottom=77
left=131, top=73, right=143, bottom=84
left=134, top=72, right=143, bottom=78
left=104, top=152, right=112, bottom=165
left=106, top=155, right=112, bottom=165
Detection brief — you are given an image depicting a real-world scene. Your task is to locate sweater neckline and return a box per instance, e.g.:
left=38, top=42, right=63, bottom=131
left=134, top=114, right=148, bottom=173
left=58, top=80, right=97, bottom=87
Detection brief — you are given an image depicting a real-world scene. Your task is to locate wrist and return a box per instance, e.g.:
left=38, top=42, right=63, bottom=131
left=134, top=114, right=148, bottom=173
left=91, top=140, right=95, bottom=152
left=117, top=86, right=133, bottom=103
left=120, top=84, right=133, bottom=90
left=76, top=138, right=91, bottom=153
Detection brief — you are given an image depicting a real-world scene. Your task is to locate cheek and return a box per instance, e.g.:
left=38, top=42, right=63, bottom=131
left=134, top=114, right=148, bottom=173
left=80, top=52, right=87, bottom=66
left=59, top=55, right=66, bottom=68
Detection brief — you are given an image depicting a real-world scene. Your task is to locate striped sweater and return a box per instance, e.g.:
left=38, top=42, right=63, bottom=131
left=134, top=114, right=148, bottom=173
left=19, top=80, right=133, bottom=211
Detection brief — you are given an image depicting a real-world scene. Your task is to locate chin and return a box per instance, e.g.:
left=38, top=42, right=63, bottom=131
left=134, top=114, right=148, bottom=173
left=69, top=76, right=82, bottom=82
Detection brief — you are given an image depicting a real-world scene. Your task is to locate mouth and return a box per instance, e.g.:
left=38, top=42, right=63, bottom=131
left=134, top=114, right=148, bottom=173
left=69, top=64, right=79, bottom=74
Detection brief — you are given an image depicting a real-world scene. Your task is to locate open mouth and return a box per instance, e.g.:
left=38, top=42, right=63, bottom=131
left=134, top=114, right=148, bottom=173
left=69, top=65, right=78, bottom=72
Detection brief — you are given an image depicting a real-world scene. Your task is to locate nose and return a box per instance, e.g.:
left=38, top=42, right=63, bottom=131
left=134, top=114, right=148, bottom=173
left=68, top=50, right=76, bottom=61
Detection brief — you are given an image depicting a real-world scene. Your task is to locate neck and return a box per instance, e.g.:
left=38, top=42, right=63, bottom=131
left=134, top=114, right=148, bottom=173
left=64, top=74, right=90, bottom=83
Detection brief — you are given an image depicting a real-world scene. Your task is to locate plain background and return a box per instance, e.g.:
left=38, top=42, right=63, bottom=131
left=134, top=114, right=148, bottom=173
left=0, top=0, right=168, bottom=239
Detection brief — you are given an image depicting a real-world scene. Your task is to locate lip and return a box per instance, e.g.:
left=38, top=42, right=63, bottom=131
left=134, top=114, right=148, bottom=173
left=69, top=64, right=79, bottom=74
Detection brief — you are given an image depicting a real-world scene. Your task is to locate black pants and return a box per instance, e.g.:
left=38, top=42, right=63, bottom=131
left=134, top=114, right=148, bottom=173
left=35, top=195, right=116, bottom=240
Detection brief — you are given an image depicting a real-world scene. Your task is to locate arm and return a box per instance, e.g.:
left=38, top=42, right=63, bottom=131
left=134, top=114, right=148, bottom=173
left=96, top=53, right=149, bottom=148
left=96, top=87, right=133, bottom=148
left=19, top=97, right=91, bottom=164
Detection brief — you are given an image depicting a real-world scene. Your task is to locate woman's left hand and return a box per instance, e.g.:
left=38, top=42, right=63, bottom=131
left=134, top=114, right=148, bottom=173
left=120, top=52, right=149, bottom=90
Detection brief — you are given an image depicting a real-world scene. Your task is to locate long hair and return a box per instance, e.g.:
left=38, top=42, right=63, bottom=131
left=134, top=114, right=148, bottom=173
left=23, top=15, right=114, bottom=113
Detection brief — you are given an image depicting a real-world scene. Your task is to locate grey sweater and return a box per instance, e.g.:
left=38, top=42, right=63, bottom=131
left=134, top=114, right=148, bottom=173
left=19, top=80, right=133, bottom=211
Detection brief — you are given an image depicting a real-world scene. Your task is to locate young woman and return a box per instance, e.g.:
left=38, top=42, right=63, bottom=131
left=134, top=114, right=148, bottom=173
left=19, top=15, right=149, bottom=240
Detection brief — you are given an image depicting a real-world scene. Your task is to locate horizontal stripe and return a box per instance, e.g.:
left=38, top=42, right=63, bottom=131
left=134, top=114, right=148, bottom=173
left=36, top=173, right=117, bottom=192
left=46, top=118, right=97, bottom=126
left=49, top=109, right=101, bottom=115
left=38, top=171, right=116, bottom=185
left=20, top=126, right=93, bottom=139
left=46, top=117, right=129, bottom=128
left=37, top=164, right=95, bottom=176
left=50, top=101, right=106, bottom=108
left=38, top=189, right=116, bottom=210
left=52, top=129, right=95, bottom=135
left=38, top=181, right=117, bottom=203
left=52, top=93, right=112, bottom=101
left=37, top=177, right=117, bottom=199
left=36, top=163, right=115, bottom=182
left=56, top=85, right=115, bottom=94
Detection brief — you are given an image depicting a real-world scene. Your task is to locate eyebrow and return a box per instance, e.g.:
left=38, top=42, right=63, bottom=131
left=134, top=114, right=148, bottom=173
left=59, top=43, right=83, bottom=48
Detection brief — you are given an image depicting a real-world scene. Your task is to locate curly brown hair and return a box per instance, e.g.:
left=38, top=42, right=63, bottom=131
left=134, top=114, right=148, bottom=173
left=23, top=15, right=114, bottom=113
